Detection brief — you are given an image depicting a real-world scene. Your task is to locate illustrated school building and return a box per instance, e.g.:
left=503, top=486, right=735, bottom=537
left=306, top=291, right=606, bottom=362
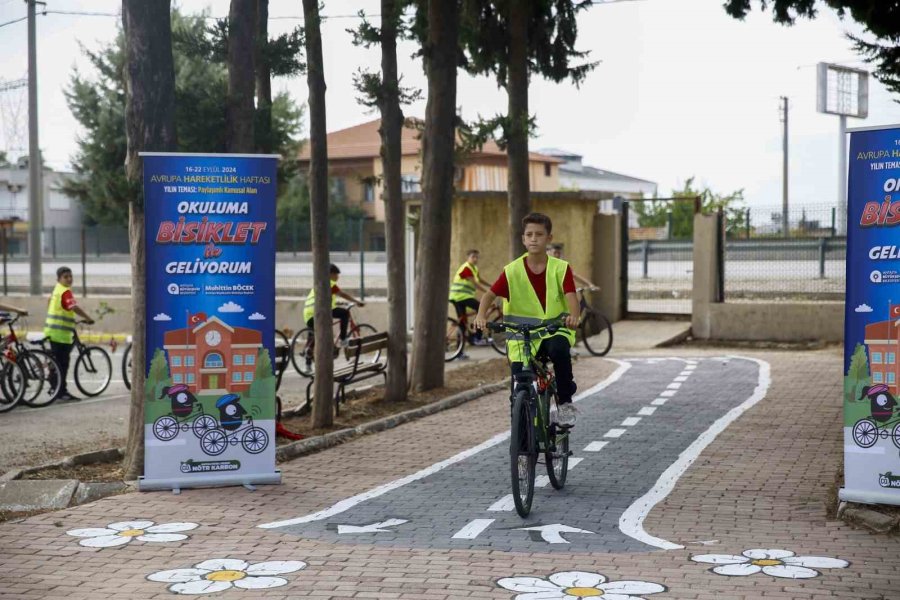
left=865, top=316, right=900, bottom=392
left=163, top=317, right=263, bottom=395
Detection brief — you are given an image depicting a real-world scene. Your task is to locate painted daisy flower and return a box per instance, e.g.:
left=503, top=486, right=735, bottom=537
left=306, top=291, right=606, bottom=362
left=691, top=549, right=849, bottom=579
left=147, top=559, right=306, bottom=595
left=67, top=520, right=198, bottom=548
left=497, top=570, right=666, bottom=599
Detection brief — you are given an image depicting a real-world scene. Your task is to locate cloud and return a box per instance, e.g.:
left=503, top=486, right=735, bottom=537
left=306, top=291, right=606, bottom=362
left=855, top=303, right=873, bottom=313
left=218, top=301, right=244, bottom=313
left=248, top=312, right=266, bottom=321
left=153, top=313, right=171, bottom=321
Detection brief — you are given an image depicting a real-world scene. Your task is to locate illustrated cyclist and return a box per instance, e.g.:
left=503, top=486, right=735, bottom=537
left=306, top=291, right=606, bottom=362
left=303, top=264, right=365, bottom=348
left=43, top=266, right=94, bottom=401
left=475, top=213, right=580, bottom=426
left=449, top=249, right=491, bottom=346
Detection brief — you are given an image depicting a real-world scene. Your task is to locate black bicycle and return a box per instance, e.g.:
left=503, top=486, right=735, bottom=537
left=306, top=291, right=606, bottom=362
left=36, top=323, right=112, bottom=397
left=0, top=312, right=62, bottom=408
left=487, top=317, right=573, bottom=517
left=576, top=287, right=613, bottom=357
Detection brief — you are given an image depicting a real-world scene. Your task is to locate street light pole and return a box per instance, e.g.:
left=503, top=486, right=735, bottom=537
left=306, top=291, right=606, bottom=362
left=780, top=96, right=789, bottom=238
left=26, top=0, right=45, bottom=295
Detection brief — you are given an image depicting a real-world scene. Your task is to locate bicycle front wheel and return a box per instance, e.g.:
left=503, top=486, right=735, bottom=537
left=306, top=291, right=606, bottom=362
left=122, top=343, right=132, bottom=390
left=290, top=328, right=315, bottom=377
left=581, top=311, right=613, bottom=357
left=350, top=323, right=380, bottom=364
left=20, top=350, right=62, bottom=408
left=0, top=355, right=26, bottom=413
left=74, top=346, right=112, bottom=397
left=445, top=318, right=464, bottom=362
left=546, top=396, right=569, bottom=490
left=510, top=389, right=536, bottom=517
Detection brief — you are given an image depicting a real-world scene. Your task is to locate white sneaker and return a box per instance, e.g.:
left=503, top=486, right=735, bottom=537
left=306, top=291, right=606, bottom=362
left=338, top=338, right=349, bottom=348
left=557, top=403, right=578, bottom=427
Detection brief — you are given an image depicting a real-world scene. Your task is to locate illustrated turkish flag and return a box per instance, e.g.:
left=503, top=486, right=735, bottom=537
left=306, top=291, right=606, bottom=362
left=891, top=305, right=900, bottom=319
left=188, top=312, right=207, bottom=326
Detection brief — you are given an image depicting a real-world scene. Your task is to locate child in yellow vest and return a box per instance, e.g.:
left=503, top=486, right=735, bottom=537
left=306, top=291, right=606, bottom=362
left=449, top=249, right=490, bottom=346
left=303, top=264, right=365, bottom=346
left=44, top=266, right=94, bottom=401
left=475, top=213, right=580, bottom=426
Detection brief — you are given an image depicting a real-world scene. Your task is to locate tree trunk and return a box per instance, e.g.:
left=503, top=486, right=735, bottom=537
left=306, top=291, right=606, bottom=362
left=506, top=0, right=530, bottom=260
left=227, top=0, right=256, bottom=153
left=121, top=0, right=177, bottom=480
left=378, top=0, right=408, bottom=403
left=302, top=0, right=334, bottom=427
left=255, top=0, right=273, bottom=153
left=409, top=0, right=459, bottom=392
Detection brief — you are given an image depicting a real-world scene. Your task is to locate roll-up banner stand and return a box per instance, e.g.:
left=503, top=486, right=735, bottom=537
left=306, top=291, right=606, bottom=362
left=139, top=153, right=281, bottom=491
left=841, top=125, right=900, bottom=505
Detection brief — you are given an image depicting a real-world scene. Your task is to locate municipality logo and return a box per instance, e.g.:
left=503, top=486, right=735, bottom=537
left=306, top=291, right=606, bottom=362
left=871, top=270, right=883, bottom=283
left=879, top=472, right=900, bottom=488
left=167, top=283, right=180, bottom=295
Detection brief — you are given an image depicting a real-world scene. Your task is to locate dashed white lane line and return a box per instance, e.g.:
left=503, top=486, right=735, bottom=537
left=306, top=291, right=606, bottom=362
left=535, top=475, right=551, bottom=488
left=684, top=365, right=697, bottom=370
left=584, top=441, right=608, bottom=452
left=621, top=417, right=642, bottom=427
left=651, top=398, right=668, bottom=406
left=604, top=428, right=627, bottom=438
left=568, top=457, right=584, bottom=470
left=674, top=375, right=689, bottom=382
left=667, top=382, right=682, bottom=390
left=638, top=406, right=657, bottom=416
left=488, top=495, right=515, bottom=511
left=660, top=390, right=678, bottom=397
left=452, top=518, right=495, bottom=539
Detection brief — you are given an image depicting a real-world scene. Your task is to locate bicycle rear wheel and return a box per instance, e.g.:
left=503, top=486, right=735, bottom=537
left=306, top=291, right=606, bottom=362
left=74, top=346, right=112, bottom=397
left=510, top=389, right=536, bottom=517
left=445, top=318, right=464, bottom=362
left=488, top=314, right=508, bottom=356
left=290, top=328, right=315, bottom=377
left=351, top=323, right=381, bottom=364
left=122, top=343, right=132, bottom=391
left=545, top=395, right=569, bottom=489
left=275, top=329, right=290, bottom=350
left=581, top=311, right=613, bottom=357
left=20, top=350, right=62, bottom=408
left=0, top=355, right=26, bottom=413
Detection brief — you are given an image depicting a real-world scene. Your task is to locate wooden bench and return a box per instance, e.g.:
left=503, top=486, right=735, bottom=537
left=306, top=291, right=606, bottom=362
left=305, top=331, right=389, bottom=414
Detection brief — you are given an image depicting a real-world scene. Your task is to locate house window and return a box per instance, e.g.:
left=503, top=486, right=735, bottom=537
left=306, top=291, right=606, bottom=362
left=890, top=372, right=897, bottom=385
left=244, top=372, right=254, bottom=382
left=364, top=180, right=375, bottom=203
left=232, top=372, right=242, bottom=383
left=185, top=356, right=195, bottom=367
left=187, top=373, right=195, bottom=384
left=234, top=355, right=243, bottom=366
left=246, top=354, right=256, bottom=365
left=872, top=352, right=883, bottom=364
left=874, top=371, right=884, bottom=383
left=889, top=353, right=896, bottom=365
left=401, top=174, right=421, bottom=194
left=544, top=163, right=551, bottom=177
left=171, top=356, right=182, bottom=367
left=173, top=373, right=183, bottom=384
left=204, top=353, right=224, bottom=368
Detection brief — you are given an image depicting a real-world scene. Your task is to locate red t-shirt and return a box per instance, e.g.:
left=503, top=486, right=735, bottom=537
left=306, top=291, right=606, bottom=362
left=458, top=266, right=474, bottom=281
left=491, top=257, right=575, bottom=311
left=331, top=284, right=341, bottom=295
left=61, top=290, right=77, bottom=311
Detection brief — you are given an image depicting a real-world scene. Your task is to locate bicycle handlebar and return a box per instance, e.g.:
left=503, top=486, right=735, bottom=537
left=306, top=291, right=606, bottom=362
left=486, top=315, right=569, bottom=335
left=0, top=312, right=21, bottom=326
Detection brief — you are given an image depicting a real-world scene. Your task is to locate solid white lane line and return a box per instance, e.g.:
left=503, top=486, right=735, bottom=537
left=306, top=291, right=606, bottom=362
left=487, top=495, right=515, bottom=511
left=651, top=398, right=668, bottom=406
left=638, top=406, right=657, bottom=416
left=621, top=417, right=641, bottom=427
left=604, top=428, right=626, bottom=438
left=452, top=519, right=494, bottom=539
left=583, top=441, right=608, bottom=452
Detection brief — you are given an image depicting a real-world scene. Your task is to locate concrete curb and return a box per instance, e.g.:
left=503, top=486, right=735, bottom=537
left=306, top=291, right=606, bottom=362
left=655, top=326, right=693, bottom=348
left=276, top=381, right=506, bottom=462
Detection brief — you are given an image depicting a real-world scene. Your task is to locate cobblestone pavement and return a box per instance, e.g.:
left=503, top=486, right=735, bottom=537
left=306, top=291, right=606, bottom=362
left=1, top=348, right=897, bottom=600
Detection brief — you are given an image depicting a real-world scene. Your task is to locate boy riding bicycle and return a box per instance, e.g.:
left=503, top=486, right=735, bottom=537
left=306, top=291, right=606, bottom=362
left=475, top=213, right=580, bottom=426
left=303, top=264, right=365, bottom=347
left=449, top=249, right=490, bottom=346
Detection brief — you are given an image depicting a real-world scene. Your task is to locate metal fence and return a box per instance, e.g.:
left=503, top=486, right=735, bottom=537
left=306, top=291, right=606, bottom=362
left=627, top=240, right=693, bottom=314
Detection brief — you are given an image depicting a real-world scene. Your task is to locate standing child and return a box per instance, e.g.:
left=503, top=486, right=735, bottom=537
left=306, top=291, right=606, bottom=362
left=475, top=213, right=580, bottom=426
left=44, top=267, right=94, bottom=400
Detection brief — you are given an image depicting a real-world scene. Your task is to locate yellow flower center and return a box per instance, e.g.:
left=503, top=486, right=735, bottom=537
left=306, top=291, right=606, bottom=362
left=117, top=529, right=145, bottom=537
left=206, top=570, right=247, bottom=583
left=563, top=588, right=603, bottom=597
left=751, top=559, right=782, bottom=567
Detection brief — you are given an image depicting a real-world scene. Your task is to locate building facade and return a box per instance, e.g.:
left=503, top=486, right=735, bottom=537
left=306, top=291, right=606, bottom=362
left=865, top=317, right=900, bottom=393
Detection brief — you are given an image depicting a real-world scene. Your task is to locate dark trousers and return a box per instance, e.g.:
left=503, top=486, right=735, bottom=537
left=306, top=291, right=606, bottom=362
left=452, top=298, right=482, bottom=340
left=50, top=341, right=72, bottom=394
left=306, top=307, right=350, bottom=339
left=510, top=334, right=576, bottom=404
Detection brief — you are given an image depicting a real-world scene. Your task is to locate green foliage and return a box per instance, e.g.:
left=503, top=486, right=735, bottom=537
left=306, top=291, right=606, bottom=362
left=845, top=342, right=872, bottom=405
left=633, top=178, right=746, bottom=239
left=275, top=174, right=367, bottom=250
left=144, top=348, right=172, bottom=415
left=249, top=347, right=276, bottom=400
left=63, top=10, right=305, bottom=226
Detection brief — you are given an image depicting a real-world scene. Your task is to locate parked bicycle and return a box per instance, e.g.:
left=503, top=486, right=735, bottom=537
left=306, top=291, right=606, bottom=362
left=0, top=312, right=62, bottom=408
left=575, top=287, right=613, bottom=357
left=36, top=323, right=112, bottom=397
left=289, top=304, right=379, bottom=377
left=0, top=316, right=29, bottom=413
left=487, top=317, right=573, bottom=517
left=445, top=301, right=506, bottom=361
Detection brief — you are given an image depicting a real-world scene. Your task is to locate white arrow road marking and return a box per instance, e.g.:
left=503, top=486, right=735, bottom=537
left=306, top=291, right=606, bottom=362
left=452, top=519, right=494, bottom=539
left=488, top=495, right=515, bottom=511
left=336, top=518, right=408, bottom=534
left=621, top=417, right=641, bottom=427
left=518, top=524, right=594, bottom=544
left=638, top=406, right=657, bottom=416
left=651, top=398, right=668, bottom=406
left=583, top=441, right=608, bottom=452
left=604, top=428, right=626, bottom=438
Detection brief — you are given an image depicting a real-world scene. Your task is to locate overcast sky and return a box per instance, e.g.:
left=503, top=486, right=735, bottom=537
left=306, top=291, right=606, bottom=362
left=1, top=0, right=900, bottom=217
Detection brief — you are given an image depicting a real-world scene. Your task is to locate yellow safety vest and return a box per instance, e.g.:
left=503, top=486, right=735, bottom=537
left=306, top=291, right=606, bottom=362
left=449, top=262, right=479, bottom=302
left=503, top=254, right=575, bottom=363
left=303, top=280, right=338, bottom=323
left=44, top=282, right=76, bottom=344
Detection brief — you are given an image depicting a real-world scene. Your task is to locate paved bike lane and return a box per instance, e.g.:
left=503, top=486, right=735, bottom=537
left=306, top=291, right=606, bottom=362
left=261, top=356, right=765, bottom=554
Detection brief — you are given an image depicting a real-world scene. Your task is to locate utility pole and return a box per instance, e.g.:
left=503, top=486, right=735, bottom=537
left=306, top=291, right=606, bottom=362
left=26, top=0, right=46, bottom=295
left=780, top=96, right=789, bottom=238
